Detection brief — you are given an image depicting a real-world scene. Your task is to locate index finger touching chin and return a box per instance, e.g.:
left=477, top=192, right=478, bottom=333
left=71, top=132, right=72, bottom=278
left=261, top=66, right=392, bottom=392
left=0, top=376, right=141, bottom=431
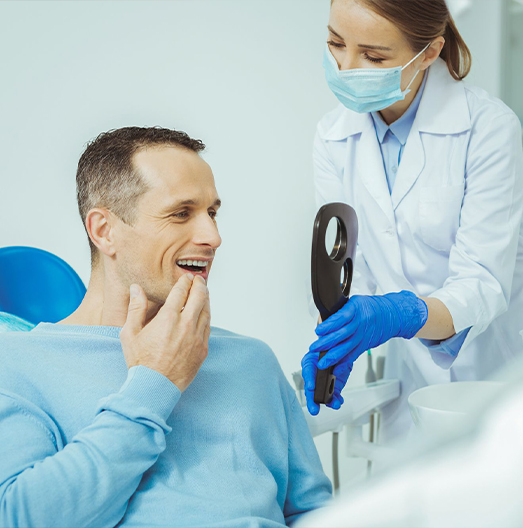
left=162, top=273, right=195, bottom=313
left=183, top=275, right=209, bottom=318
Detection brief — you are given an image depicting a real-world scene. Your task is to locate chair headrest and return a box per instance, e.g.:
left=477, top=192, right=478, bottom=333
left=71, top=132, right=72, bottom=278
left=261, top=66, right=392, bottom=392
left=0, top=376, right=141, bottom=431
left=0, top=311, right=35, bottom=332
left=0, top=246, right=86, bottom=324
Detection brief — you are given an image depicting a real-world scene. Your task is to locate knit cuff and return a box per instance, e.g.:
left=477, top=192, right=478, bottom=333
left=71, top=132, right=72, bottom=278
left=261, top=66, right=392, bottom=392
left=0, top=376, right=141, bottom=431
left=97, top=366, right=181, bottom=433
left=118, top=366, right=181, bottom=422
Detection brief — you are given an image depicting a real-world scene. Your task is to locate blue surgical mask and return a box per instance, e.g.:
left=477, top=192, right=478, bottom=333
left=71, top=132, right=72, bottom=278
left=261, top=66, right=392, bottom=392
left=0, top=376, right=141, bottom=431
left=323, top=42, right=430, bottom=113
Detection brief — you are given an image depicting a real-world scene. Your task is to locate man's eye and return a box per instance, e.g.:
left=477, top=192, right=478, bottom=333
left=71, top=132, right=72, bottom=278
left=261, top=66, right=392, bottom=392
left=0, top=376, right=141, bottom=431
left=172, top=211, right=189, bottom=219
left=327, top=40, right=345, bottom=49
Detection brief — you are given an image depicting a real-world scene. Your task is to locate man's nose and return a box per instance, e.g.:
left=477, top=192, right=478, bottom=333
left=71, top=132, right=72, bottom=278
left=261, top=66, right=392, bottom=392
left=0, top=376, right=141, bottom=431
left=194, top=214, right=222, bottom=250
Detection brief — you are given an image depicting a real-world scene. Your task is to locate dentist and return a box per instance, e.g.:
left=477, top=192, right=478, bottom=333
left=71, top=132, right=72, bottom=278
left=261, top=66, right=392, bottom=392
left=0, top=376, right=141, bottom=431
left=302, top=0, right=523, bottom=440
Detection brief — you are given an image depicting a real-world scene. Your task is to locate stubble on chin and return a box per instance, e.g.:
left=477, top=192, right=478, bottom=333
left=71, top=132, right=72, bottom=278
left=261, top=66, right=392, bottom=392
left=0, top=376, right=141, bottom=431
left=117, top=261, right=173, bottom=309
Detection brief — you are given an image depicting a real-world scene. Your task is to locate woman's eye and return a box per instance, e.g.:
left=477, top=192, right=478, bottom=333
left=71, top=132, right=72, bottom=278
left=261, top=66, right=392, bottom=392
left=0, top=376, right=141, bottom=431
left=363, top=52, right=385, bottom=64
left=327, top=40, right=345, bottom=49
left=209, top=211, right=218, bottom=220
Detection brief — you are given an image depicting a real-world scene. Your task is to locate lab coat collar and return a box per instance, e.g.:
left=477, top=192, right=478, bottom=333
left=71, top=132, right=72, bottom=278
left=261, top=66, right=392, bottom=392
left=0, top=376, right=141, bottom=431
left=370, top=112, right=389, bottom=144
left=322, top=105, right=371, bottom=140
left=372, top=69, right=429, bottom=145
left=322, top=58, right=471, bottom=141
left=390, top=60, right=470, bottom=210
left=416, top=58, right=471, bottom=135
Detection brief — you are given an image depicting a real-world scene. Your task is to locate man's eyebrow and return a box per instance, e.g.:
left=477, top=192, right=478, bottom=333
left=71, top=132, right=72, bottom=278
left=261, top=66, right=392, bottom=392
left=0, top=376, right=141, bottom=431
left=162, top=198, right=222, bottom=211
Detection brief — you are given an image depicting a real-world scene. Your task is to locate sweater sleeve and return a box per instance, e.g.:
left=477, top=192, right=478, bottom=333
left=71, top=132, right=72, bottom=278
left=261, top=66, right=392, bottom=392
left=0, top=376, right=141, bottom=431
left=283, top=387, right=332, bottom=526
left=0, top=366, right=180, bottom=528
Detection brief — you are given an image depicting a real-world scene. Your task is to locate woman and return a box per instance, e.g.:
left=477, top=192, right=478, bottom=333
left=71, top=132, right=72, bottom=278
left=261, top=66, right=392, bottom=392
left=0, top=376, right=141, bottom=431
left=302, top=0, right=523, bottom=441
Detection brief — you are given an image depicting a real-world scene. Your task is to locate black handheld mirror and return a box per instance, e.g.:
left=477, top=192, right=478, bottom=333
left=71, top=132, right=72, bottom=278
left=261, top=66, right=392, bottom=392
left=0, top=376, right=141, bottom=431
left=311, top=203, right=358, bottom=404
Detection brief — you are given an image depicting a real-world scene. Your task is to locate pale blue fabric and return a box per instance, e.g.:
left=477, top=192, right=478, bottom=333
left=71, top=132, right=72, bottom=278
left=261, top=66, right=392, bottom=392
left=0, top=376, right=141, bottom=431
left=322, top=43, right=429, bottom=114
left=0, top=311, right=34, bottom=332
left=0, top=324, right=331, bottom=527
left=419, top=329, right=471, bottom=369
left=370, top=70, right=428, bottom=192
left=371, top=71, right=470, bottom=364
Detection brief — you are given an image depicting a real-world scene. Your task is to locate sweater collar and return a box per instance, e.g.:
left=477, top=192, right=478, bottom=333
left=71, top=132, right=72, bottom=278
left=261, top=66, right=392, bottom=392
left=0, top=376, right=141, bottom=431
left=32, top=323, right=122, bottom=338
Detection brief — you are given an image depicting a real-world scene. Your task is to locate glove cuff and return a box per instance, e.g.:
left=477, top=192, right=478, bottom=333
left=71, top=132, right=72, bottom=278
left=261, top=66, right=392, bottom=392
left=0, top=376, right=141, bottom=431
left=386, top=291, right=428, bottom=340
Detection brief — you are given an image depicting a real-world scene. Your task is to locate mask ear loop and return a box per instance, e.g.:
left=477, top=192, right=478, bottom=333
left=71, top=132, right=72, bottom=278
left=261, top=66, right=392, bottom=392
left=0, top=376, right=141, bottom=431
left=401, top=41, right=432, bottom=93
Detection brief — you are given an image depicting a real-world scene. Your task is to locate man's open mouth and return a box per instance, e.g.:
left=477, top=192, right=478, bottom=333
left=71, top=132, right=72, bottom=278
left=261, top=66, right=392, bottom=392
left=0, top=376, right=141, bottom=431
left=176, top=259, right=208, bottom=274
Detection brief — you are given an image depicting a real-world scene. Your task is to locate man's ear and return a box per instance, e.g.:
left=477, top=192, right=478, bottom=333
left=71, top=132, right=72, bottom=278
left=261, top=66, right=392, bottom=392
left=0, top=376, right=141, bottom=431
left=85, top=208, right=117, bottom=258
left=420, top=36, right=445, bottom=71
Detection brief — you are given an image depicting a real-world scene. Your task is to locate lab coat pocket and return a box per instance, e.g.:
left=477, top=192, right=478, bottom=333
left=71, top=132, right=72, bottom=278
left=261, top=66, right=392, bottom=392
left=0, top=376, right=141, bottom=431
left=419, top=184, right=464, bottom=252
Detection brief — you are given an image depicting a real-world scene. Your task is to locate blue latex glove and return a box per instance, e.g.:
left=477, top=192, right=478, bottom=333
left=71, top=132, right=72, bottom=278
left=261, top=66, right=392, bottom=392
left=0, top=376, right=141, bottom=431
left=301, top=351, right=352, bottom=414
left=302, top=291, right=428, bottom=415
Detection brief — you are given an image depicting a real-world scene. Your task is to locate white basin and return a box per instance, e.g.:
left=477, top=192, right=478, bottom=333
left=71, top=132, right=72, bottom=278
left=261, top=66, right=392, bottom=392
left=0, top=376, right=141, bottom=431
left=408, top=381, right=505, bottom=441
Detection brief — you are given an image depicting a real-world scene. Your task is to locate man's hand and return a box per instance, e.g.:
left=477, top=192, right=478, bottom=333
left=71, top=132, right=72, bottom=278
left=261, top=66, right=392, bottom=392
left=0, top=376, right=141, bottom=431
left=120, top=274, right=211, bottom=392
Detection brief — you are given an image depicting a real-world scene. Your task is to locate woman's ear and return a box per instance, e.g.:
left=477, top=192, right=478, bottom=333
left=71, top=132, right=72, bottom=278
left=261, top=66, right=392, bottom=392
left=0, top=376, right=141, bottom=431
left=420, top=37, right=446, bottom=71
left=85, top=208, right=117, bottom=259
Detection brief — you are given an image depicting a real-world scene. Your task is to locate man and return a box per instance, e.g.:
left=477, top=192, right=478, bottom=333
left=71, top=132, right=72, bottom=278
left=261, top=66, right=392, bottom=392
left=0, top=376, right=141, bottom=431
left=0, top=127, right=331, bottom=527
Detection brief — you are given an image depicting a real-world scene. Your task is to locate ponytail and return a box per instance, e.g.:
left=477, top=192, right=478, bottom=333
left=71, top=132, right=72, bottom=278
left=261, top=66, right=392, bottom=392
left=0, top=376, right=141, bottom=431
left=440, top=15, right=472, bottom=80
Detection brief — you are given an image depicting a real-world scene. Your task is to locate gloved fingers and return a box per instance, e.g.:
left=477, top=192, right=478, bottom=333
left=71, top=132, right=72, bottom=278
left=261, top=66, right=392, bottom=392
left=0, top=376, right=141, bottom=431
left=305, top=387, right=320, bottom=415
left=331, top=361, right=352, bottom=397
left=326, top=392, right=343, bottom=410
left=332, top=360, right=352, bottom=383
left=317, top=334, right=365, bottom=369
left=309, top=315, right=359, bottom=354
left=327, top=374, right=347, bottom=409
left=301, top=351, right=321, bottom=415
left=315, top=300, right=357, bottom=336
left=302, top=350, right=352, bottom=414
left=323, top=362, right=352, bottom=410
left=301, top=351, right=319, bottom=391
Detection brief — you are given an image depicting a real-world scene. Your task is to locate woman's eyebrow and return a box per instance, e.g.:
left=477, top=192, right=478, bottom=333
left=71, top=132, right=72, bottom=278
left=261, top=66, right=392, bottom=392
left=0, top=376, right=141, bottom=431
left=328, top=25, right=392, bottom=51
left=327, top=25, right=344, bottom=39
left=358, top=43, right=392, bottom=51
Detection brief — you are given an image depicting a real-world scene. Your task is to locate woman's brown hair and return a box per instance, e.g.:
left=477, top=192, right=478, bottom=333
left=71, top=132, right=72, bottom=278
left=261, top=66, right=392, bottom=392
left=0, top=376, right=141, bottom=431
left=350, top=0, right=472, bottom=80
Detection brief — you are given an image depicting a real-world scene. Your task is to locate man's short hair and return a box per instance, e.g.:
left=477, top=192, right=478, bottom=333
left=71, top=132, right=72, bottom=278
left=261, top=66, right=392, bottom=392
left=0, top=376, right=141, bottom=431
left=76, top=126, right=205, bottom=265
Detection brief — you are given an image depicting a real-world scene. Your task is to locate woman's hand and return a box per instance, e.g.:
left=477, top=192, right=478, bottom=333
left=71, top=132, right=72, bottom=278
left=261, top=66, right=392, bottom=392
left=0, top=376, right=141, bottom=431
left=301, top=351, right=352, bottom=415
left=302, top=291, right=428, bottom=414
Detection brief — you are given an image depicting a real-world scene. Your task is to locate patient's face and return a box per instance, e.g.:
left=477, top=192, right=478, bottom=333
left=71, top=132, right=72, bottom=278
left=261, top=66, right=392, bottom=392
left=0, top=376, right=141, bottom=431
left=112, top=146, right=222, bottom=305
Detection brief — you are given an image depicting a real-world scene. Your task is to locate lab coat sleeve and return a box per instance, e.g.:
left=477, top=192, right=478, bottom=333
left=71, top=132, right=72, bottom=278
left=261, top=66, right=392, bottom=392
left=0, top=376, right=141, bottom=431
left=312, top=129, right=377, bottom=297
left=283, top=387, right=333, bottom=525
left=0, top=366, right=180, bottom=528
left=429, top=111, right=523, bottom=350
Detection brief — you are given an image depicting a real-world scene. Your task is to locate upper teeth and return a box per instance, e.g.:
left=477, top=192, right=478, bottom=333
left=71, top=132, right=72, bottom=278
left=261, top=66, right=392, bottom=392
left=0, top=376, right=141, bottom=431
left=177, top=260, right=207, bottom=267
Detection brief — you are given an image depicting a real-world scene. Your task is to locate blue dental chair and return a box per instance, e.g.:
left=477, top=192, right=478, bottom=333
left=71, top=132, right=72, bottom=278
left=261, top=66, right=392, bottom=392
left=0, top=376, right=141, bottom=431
left=0, top=246, right=86, bottom=328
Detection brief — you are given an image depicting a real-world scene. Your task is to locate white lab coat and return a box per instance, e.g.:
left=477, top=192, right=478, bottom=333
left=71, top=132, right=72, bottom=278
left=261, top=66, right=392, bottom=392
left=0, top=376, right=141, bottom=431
left=313, top=57, right=523, bottom=441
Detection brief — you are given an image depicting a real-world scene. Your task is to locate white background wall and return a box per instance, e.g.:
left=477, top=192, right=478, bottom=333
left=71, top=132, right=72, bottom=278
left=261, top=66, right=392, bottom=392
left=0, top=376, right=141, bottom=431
left=0, top=0, right=520, bottom=491
left=449, top=0, right=505, bottom=97
left=0, top=0, right=334, bottom=376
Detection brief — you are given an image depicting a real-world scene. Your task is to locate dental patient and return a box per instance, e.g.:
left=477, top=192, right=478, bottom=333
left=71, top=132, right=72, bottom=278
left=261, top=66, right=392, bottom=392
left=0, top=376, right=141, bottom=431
left=0, top=127, right=331, bottom=527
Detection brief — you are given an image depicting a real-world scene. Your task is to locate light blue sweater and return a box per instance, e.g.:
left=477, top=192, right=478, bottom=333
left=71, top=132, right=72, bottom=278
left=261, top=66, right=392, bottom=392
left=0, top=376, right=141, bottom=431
left=0, top=324, right=331, bottom=527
